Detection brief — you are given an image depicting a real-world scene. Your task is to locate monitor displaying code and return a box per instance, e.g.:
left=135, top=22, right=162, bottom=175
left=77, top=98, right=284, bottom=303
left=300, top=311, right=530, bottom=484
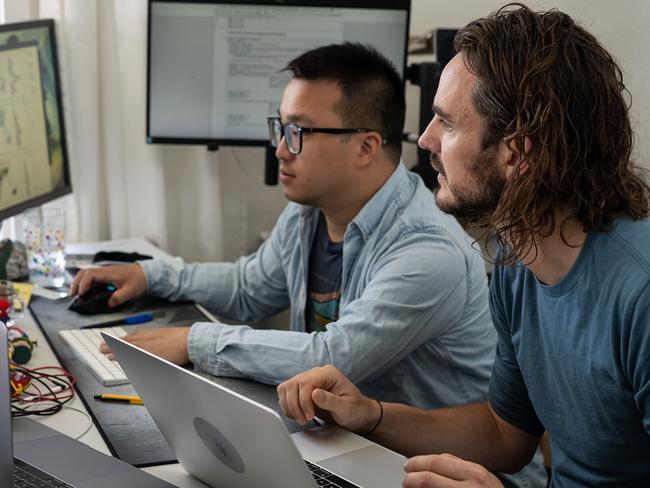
left=147, top=1, right=410, bottom=145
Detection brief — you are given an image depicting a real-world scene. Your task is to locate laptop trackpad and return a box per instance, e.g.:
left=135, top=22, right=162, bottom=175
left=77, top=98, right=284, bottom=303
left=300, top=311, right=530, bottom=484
left=319, top=444, right=405, bottom=488
left=15, top=435, right=132, bottom=483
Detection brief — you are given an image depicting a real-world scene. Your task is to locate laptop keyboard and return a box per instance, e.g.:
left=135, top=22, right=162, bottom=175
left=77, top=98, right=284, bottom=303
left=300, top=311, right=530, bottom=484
left=13, top=458, right=74, bottom=488
left=306, top=460, right=360, bottom=488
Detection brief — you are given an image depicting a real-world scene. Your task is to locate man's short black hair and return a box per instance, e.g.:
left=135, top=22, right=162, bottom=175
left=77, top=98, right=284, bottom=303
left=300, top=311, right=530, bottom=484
left=285, top=42, right=405, bottom=162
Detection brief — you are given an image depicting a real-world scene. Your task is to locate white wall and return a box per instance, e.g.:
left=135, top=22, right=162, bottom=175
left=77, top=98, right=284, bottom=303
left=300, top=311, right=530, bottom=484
left=159, top=146, right=288, bottom=262
left=405, top=0, right=650, bottom=171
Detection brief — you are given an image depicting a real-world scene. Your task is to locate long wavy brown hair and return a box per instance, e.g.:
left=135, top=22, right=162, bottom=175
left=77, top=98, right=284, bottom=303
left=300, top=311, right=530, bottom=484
left=455, top=3, right=650, bottom=265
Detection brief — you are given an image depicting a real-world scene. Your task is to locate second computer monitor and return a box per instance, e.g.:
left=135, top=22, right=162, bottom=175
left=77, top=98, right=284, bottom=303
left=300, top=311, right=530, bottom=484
left=0, top=20, right=72, bottom=222
left=147, top=0, right=411, bottom=146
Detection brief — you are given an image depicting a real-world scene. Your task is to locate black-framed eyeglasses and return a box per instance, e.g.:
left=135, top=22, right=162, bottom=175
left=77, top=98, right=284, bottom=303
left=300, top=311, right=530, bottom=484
left=267, top=117, right=384, bottom=155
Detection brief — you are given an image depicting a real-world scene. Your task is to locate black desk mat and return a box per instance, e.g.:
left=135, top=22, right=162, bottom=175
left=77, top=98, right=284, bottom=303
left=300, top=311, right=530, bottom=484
left=29, top=295, right=309, bottom=467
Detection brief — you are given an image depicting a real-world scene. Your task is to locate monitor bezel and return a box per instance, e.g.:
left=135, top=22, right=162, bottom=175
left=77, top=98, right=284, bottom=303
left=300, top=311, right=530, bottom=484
left=146, top=0, right=412, bottom=147
left=0, top=19, right=72, bottom=222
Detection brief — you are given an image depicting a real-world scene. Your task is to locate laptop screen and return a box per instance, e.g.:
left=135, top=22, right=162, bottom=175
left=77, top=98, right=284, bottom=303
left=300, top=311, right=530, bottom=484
left=1, top=324, right=14, bottom=487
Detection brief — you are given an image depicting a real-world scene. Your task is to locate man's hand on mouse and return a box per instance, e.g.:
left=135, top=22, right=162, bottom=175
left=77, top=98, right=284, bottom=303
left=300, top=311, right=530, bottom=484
left=100, top=327, right=191, bottom=365
left=70, top=264, right=148, bottom=307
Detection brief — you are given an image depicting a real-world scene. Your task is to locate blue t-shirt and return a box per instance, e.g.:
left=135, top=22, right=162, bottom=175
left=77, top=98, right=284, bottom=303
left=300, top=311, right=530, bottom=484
left=306, top=212, right=342, bottom=332
left=489, top=218, right=650, bottom=487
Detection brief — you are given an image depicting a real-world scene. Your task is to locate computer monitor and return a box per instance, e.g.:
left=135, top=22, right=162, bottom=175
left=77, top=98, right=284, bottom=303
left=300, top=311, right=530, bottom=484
left=147, top=0, right=411, bottom=147
left=0, top=19, right=72, bottom=222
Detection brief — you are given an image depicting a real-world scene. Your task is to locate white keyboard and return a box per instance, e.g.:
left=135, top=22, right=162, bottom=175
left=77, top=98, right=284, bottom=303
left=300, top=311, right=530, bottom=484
left=58, top=327, right=130, bottom=386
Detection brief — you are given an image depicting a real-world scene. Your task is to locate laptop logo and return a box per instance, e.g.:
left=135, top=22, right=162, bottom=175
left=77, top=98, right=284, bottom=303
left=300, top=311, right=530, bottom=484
left=193, top=417, right=245, bottom=474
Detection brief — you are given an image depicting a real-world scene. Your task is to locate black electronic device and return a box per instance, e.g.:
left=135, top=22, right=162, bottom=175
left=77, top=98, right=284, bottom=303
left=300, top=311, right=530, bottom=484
left=0, top=20, right=72, bottom=222
left=146, top=0, right=411, bottom=185
left=92, top=250, right=153, bottom=264
left=406, top=28, right=458, bottom=190
left=68, top=283, right=124, bottom=315
left=435, top=28, right=457, bottom=68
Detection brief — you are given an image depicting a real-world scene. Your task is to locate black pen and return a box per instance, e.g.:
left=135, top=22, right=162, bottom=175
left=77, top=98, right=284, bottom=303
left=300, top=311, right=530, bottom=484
left=80, top=313, right=154, bottom=329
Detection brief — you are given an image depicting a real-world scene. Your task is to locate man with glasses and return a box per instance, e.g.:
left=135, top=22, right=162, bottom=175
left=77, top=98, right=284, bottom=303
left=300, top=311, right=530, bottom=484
left=71, top=43, right=499, bottom=431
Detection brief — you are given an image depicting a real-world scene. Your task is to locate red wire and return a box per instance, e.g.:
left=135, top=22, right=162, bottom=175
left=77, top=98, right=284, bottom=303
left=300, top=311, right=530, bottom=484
left=17, top=364, right=77, bottom=387
left=11, top=363, right=77, bottom=404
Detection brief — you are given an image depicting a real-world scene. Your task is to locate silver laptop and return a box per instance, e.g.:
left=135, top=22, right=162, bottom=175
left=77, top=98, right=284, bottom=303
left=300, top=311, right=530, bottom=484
left=103, top=332, right=406, bottom=488
left=0, top=324, right=176, bottom=488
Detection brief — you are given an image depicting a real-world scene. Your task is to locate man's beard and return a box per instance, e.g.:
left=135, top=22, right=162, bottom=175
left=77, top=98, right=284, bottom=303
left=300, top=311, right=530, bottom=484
left=431, top=148, right=507, bottom=224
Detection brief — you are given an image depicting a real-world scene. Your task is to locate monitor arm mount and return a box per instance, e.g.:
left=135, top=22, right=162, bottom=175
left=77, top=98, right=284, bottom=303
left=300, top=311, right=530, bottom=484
left=205, top=142, right=279, bottom=186
left=264, top=145, right=279, bottom=186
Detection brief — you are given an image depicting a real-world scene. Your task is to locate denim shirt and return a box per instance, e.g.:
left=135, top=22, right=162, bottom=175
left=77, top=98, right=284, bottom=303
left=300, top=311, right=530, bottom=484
left=140, top=163, right=496, bottom=409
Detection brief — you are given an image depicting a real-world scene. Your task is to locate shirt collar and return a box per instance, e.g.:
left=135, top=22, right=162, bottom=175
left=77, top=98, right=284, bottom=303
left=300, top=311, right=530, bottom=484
left=298, top=161, right=412, bottom=242
left=350, top=161, right=410, bottom=242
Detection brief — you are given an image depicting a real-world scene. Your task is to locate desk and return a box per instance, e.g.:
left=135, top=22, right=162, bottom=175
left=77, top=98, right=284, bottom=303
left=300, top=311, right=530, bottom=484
left=17, top=305, right=209, bottom=487
left=17, top=238, right=309, bottom=487
left=17, top=311, right=207, bottom=488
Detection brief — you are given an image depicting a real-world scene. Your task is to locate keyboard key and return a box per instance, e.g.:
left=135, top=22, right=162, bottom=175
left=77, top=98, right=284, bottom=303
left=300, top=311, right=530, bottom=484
left=324, top=475, right=360, bottom=488
left=305, top=459, right=360, bottom=488
left=14, top=458, right=74, bottom=488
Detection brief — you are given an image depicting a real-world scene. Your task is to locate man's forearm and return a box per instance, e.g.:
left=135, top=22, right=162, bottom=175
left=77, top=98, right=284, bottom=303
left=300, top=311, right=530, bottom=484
left=369, top=401, right=539, bottom=473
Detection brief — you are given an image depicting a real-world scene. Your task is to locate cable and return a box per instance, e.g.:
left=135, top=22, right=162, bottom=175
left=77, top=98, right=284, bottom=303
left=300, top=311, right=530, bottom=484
left=10, top=363, right=77, bottom=417
left=12, top=365, right=97, bottom=439
left=62, top=405, right=94, bottom=440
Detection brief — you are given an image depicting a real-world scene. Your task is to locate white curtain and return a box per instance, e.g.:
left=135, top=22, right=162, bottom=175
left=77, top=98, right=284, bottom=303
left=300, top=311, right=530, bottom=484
left=4, top=0, right=288, bottom=262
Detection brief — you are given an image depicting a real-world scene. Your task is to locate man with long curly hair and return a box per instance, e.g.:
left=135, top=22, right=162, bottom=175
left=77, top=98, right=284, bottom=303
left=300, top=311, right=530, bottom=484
left=277, top=4, right=650, bottom=487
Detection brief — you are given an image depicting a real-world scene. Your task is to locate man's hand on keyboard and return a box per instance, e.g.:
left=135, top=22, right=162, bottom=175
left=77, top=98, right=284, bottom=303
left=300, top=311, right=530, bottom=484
left=100, top=327, right=191, bottom=365
left=70, top=264, right=147, bottom=307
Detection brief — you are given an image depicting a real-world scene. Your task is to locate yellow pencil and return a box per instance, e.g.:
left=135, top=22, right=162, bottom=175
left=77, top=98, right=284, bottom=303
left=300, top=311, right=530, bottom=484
left=94, top=394, right=144, bottom=405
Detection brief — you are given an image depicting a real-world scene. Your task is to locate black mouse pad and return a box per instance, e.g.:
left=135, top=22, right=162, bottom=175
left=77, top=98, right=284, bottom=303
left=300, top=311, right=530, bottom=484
left=28, top=296, right=311, bottom=467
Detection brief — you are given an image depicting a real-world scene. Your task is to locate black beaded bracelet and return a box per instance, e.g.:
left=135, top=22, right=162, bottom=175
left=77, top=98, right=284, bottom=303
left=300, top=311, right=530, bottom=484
left=364, top=400, right=383, bottom=437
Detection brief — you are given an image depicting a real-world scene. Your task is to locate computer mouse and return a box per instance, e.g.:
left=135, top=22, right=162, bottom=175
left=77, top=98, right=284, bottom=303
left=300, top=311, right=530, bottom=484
left=68, top=283, right=124, bottom=315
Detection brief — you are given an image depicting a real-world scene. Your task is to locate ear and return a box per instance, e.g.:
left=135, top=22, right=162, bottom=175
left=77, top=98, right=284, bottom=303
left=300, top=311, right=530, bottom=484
left=356, top=131, right=384, bottom=168
left=502, top=136, right=532, bottom=178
